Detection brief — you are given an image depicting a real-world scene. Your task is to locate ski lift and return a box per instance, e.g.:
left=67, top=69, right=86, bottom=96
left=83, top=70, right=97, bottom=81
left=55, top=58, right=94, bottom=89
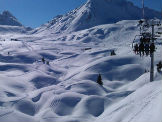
left=157, top=22, right=161, bottom=26
left=132, top=32, right=155, bottom=56
left=132, top=34, right=141, bottom=53
left=132, top=35, right=141, bottom=48
left=157, top=61, right=162, bottom=72
left=157, top=31, right=162, bottom=35
left=133, top=18, right=160, bottom=57
left=138, top=19, right=150, bottom=34
left=138, top=19, right=145, bottom=25
left=143, top=21, right=150, bottom=28
left=141, top=32, right=151, bottom=43
left=140, top=36, right=150, bottom=44
left=156, top=26, right=162, bottom=35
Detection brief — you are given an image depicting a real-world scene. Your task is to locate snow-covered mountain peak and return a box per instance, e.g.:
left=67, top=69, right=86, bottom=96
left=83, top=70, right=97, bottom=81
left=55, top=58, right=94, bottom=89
left=87, top=0, right=125, bottom=4
left=34, top=0, right=161, bottom=34
left=2, top=11, right=16, bottom=19
left=0, top=10, right=22, bottom=26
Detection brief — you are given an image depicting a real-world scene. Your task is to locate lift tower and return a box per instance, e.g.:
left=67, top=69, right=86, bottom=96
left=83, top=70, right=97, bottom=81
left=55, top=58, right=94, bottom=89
left=135, top=19, right=161, bottom=82
left=150, top=21, right=155, bottom=82
left=142, top=0, right=145, bottom=19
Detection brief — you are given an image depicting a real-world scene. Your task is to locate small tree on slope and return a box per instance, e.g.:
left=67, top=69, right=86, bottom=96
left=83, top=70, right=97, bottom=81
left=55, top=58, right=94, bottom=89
left=97, top=74, right=103, bottom=85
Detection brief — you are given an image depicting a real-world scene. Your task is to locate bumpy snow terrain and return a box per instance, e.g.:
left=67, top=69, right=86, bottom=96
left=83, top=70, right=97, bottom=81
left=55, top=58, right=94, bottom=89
left=0, top=0, right=162, bottom=122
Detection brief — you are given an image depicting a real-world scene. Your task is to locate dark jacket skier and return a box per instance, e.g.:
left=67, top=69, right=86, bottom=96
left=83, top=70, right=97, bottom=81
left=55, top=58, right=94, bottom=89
left=134, top=43, right=139, bottom=54
left=139, top=42, right=144, bottom=56
left=145, top=43, right=150, bottom=56
left=150, top=43, right=155, bottom=54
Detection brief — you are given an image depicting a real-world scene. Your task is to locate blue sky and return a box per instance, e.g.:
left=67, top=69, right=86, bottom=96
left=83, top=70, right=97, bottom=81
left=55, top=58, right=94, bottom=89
left=0, top=0, right=161, bottom=28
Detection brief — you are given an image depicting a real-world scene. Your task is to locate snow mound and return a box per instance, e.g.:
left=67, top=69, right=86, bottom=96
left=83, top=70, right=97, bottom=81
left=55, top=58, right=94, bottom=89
left=0, top=20, right=161, bottom=122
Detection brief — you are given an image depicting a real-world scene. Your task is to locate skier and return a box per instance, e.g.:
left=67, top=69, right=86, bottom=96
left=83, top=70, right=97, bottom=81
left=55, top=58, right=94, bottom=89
left=144, top=43, right=150, bottom=56
left=134, top=43, right=139, bottom=54
left=139, top=42, right=144, bottom=56
left=150, top=43, right=155, bottom=54
left=140, top=37, right=144, bottom=43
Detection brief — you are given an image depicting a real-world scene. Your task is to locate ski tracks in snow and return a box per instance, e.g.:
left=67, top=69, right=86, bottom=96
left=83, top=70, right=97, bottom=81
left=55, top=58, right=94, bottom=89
left=127, top=88, right=162, bottom=122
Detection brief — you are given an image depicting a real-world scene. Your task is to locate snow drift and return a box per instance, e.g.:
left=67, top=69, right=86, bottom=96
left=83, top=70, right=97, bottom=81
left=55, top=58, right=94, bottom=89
left=0, top=0, right=161, bottom=122
left=0, top=19, right=161, bottom=122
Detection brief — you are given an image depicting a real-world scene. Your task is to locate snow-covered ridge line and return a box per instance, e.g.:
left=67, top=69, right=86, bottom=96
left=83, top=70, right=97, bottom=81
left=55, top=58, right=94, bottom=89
left=34, top=0, right=161, bottom=34
left=0, top=11, right=33, bottom=34
left=0, top=11, right=22, bottom=26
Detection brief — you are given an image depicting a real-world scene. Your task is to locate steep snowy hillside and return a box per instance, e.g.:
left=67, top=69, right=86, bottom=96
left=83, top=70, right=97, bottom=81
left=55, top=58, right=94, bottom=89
left=0, top=11, right=22, bottom=26
left=34, top=0, right=161, bottom=34
left=0, top=20, right=161, bottom=122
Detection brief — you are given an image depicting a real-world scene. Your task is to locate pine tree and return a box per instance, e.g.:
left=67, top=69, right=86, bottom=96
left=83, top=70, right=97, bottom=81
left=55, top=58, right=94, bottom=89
left=46, top=61, right=50, bottom=65
left=97, top=74, right=103, bottom=85
left=42, top=57, right=45, bottom=64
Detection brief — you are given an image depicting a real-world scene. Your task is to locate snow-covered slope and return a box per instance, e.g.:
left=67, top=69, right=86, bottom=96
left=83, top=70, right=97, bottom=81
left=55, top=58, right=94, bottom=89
left=0, top=25, right=32, bottom=35
left=0, top=0, right=161, bottom=121
left=96, top=80, right=162, bottom=122
left=0, top=11, right=22, bottom=26
left=0, top=19, right=161, bottom=122
left=34, top=0, right=161, bottom=34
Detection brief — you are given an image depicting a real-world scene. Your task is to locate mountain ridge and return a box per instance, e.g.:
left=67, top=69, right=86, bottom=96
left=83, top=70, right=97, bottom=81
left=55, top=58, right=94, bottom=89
left=0, top=10, right=23, bottom=26
left=34, top=0, right=161, bottom=34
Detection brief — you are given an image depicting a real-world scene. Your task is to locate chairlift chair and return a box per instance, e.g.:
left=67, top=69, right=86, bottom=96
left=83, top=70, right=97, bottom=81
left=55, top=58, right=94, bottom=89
left=157, top=26, right=162, bottom=34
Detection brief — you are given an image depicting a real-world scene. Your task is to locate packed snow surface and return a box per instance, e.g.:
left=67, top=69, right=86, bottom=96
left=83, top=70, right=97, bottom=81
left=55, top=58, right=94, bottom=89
left=0, top=0, right=162, bottom=121
left=0, top=20, right=161, bottom=122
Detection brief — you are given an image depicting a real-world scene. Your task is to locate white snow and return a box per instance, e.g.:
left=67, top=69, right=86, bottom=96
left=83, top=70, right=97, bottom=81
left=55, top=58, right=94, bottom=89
left=0, top=19, right=161, bottom=122
left=33, top=0, right=161, bottom=34
left=0, top=0, right=161, bottom=122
